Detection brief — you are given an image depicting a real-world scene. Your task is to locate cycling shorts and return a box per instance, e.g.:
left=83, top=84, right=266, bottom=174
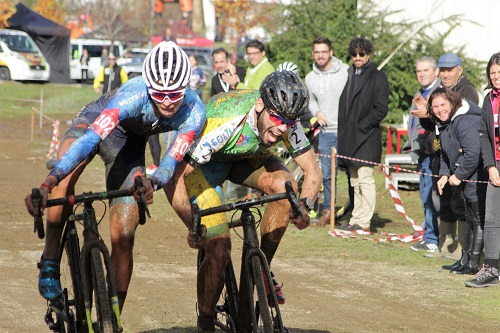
left=186, top=153, right=284, bottom=239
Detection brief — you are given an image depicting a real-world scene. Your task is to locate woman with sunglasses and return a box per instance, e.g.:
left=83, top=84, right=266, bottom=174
left=25, top=41, right=206, bottom=317
left=164, top=70, right=322, bottom=333
left=428, top=87, right=487, bottom=277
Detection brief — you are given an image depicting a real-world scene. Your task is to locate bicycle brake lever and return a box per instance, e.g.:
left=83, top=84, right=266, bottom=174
left=31, top=188, right=45, bottom=239
left=134, top=176, right=151, bottom=223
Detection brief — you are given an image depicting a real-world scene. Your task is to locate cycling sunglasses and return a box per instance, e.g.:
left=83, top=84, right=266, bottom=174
left=148, top=88, right=186, bottom=103
left=266, top=108, right=297, bottom=128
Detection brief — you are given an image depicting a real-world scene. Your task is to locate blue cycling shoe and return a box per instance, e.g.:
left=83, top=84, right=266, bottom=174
left=38, top=259, right=63, bottom=300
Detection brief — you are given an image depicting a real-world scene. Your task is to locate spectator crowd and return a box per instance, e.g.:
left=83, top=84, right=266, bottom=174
left=26, top=28, right=500, bottom=333
left=215, top=34, right=500, bottom=289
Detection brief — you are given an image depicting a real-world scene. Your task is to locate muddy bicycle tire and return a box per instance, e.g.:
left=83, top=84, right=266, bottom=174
left=59, top=222, right=85, bottom=332
left=90, top=248, right=114, bottom=333
left=197, top=250, right=238, bottom=332
left=250, top=256, right=273, bottom=332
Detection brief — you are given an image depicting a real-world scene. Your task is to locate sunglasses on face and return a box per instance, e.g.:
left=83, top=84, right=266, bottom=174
left=148, top=88, right=186, bottom=103
left=350, top=52, right=366, bottom=57
left=266, top=108, right=297, bottom=128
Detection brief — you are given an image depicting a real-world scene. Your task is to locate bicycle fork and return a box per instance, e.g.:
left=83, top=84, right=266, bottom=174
left=238, top=210, right=284, bottom=332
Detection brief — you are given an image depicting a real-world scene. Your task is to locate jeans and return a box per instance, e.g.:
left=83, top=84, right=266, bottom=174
left=484, top=181, right=500, bottom=263
left=318, top=132, right=337, bottom=211
left=419, top=154, right=439, bottom=244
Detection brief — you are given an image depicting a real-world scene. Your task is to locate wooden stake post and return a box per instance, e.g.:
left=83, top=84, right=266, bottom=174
left=330, top=147, right=336, bottom=233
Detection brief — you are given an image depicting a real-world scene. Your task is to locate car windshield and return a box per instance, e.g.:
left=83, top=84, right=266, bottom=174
left=0, top=34, right=38, bottom=53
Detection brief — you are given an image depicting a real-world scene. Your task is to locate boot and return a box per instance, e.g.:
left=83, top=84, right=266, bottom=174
left=448, top=221, right=473, bottom=273
left=438, top=220, right=457, bottom=256
left=451, top=222, right=484, bottom=275
left=444, top=220, right=466, bottom=260
left=442, top=249, right=468, bottom=271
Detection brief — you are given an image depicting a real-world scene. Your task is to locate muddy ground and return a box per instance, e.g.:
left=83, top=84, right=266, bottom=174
left=1, top=116, right=500, bottom=333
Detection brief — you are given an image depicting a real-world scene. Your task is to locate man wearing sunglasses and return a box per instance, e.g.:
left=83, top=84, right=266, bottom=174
left=337, top=37, right=389, bottom=233
left=24, top=41, right=206, bottom=317
left=164, top=71, right=322, bottom=333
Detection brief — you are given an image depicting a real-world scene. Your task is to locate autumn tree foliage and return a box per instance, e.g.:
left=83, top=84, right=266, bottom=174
left=33, top=0, right=66, bottom=25
left=214, top=0, right=277, bottom=42
left=0, top=0, right=16, bottom=29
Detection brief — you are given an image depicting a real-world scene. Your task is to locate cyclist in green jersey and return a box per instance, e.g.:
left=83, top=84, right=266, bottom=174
left=164, top=70, right=322, bottom=333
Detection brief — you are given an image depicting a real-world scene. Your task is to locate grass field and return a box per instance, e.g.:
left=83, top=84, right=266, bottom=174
left=4, top=80, right=500, bottom=331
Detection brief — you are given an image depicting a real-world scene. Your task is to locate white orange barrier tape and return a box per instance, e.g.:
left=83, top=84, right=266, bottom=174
left=318, top=152, right=424, bottom=243
left=47, top=120, right=60, bottom=159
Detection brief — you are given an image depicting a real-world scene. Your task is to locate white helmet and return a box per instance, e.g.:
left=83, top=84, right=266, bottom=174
left=142, top=41, right=191, bottom=91
left=276, top=61, right=299, bottom=75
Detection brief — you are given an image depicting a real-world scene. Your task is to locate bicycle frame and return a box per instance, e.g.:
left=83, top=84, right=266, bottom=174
left=192, top=181, right=302, bottom=333
left=32, top=176, right=147, bottom=333
left=238, top=208, right=285, bottom=332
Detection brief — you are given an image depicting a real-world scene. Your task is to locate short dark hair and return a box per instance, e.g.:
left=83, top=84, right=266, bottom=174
left=312, top=36, right=332, bottom=51
left=348, top=37, right=373, bottom=56
left=246, top=39, right=265, bottom=52
left=427, top=87, right=463, bottom=123
left=212, top=47, right=229, bottom=60
left=486, top=52, right=500, bottom=90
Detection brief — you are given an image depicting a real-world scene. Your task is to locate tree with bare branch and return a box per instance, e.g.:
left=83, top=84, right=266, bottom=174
left=0, top=0, right=16, bottom=29
left=89, top=0, right=129, bottom=46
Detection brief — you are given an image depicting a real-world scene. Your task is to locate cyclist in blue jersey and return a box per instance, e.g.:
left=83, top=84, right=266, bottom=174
left=25, top=41, right=206, bottom=312
left=164, top=71, right=322, bottom=333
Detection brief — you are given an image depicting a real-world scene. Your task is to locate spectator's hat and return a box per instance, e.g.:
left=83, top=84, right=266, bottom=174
left=437, top=53, right=462, bottom=68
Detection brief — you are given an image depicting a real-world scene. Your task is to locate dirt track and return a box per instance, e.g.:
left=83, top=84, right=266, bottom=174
left=2, top=116, right=500, bottom=333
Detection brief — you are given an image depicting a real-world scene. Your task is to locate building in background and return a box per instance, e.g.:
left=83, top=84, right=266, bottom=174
left=377, top=0, right=498, bottom=63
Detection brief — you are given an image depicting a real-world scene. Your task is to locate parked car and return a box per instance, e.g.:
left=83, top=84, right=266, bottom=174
left=181, top=46, right=214, bottom=79
left=0, top=29, right=50, bottom=82
left=116, top=48, right=149, bottom=79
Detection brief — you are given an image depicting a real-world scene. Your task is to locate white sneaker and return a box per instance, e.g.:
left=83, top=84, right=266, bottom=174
left=146, top=164, right=157, bottom=175
left=411, top=241, right=438, bottom=253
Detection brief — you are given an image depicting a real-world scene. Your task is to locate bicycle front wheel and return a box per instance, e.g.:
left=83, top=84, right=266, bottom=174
left=90, top=248, right=114, bottom=333
left=249, top=256, right=275, bottom=332
left=59, top=222, right=85, bottom=332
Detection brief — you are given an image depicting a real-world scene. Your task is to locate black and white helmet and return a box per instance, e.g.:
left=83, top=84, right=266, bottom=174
left=276, top=61, right=299, bottom=75
left=142, top=41, right=191, bottom=91
left=260, top=70, right=309, bottom=120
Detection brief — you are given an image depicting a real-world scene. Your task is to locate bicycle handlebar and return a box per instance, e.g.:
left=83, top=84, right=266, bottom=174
left=45, top=188, right=133, bottom=207
left=192, top=181, right=304, bottom=245
left=32, top=176, right=150, bottom=239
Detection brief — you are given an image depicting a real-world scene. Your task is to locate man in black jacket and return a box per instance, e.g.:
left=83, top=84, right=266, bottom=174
left=211, top=48, right=246, bottom=96
left=93, top=54, right=129, bottom=95
left=337, top=37, right=389, bottom=232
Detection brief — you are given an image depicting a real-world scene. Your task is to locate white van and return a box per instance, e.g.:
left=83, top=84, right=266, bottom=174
left=0, top=29, right=50, bottom=81
left=70, top=39, right=124, bottom=81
